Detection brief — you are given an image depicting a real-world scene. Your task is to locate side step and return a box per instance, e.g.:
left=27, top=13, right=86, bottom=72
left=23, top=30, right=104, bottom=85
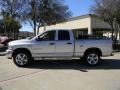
left=34, top=57, right=80, bottom=61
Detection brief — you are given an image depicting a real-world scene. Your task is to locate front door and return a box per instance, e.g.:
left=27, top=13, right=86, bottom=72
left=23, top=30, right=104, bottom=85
left=32, top=30, right=56, bottom=57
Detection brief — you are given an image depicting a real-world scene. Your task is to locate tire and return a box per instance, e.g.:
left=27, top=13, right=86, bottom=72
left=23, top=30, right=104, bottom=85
left=13, top=51, right=31, bottom=67
left=84, top=51, right=100, bottom=66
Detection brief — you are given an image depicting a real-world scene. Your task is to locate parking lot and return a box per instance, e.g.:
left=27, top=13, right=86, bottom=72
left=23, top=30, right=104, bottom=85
left=0, top=53, right=120, bottom=90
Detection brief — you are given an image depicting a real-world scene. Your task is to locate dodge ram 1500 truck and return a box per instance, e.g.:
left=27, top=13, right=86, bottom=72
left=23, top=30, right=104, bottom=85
left=6, top=29, right=113, bottom=67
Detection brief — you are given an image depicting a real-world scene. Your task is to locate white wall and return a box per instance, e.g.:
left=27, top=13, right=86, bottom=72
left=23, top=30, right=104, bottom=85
left=39, top=15, right=111, bottom=35
left=39, top=17, right=91, bottom=34
left=91, top=17, right=111, bottom=29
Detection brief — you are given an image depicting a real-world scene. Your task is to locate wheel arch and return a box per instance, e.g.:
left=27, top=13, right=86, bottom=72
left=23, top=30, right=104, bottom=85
left=12, top=48, right=32, bottom=57
left=84, top=47, right=102, bottom=56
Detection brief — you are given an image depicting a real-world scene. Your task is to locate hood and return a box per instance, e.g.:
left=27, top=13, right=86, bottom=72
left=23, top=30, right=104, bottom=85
left=9, top=39, right=31, bottom=46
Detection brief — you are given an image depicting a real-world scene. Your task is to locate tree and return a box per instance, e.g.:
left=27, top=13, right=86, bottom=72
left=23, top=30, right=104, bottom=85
left=25, top=0, right=41, bottom=36
left=0, top=0, right=26, bottom=39
left=0, top=17, right=21, bottom=39
left=0, top=0, right=71, bottom=36
left=0, top=20, right=5, bottom=35
left=26, top=0, right=71, bottom=35
left=91, top=0, right=120, bottom=40
left=0, top=0, right=27, bottom=20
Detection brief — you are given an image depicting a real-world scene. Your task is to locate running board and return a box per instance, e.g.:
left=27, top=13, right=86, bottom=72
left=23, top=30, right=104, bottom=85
left=34, top=57, right=80, bottom=61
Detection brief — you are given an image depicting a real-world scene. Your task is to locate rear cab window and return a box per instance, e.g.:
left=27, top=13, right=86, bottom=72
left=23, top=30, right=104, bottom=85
left=58, top=30, right=70, bottom=40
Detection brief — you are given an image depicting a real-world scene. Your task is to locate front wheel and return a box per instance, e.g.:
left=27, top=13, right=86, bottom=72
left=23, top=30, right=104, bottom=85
left=84, top=52, right=100, bottom=66
left=13, top=52, right=31, bottom=67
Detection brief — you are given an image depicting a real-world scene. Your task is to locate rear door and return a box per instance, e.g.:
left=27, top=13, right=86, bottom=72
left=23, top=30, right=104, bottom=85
left=55, top=30, right=74, bottom=57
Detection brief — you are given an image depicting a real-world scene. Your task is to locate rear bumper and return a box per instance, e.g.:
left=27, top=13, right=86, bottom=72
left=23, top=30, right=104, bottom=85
left=6, top=49, right=13, bottom=59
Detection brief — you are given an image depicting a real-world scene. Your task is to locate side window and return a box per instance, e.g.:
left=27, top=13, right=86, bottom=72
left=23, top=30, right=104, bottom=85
left=58, top=31, right=70, bottom=40
left=38, top=31, right=56, bottom=41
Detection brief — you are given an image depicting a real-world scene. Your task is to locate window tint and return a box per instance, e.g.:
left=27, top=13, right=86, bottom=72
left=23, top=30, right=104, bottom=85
left=58, top=31, right=70, bottom=40
left=38, top=31, right=55, bottom=41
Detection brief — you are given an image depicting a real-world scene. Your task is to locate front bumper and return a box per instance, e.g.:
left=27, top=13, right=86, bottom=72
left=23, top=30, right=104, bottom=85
left=6, top=49, right=13, bottom=59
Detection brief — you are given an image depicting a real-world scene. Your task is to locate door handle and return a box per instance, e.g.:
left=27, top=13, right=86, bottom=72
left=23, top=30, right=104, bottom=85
left=49, top=43, right=55, bottom=45
left=67, top=42, right=72, bottom=45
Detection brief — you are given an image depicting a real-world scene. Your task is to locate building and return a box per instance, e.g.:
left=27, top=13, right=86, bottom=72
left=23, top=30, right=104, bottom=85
left=39, top=14, right=112, bottom=37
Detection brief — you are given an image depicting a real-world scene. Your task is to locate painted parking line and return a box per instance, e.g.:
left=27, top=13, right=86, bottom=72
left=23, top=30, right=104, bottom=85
left=0, top=69, right=46, bottom=84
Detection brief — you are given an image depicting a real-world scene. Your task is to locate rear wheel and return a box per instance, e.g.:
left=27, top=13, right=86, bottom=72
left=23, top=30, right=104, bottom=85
left=84, top=52, right=100, bottom=66
left=13, top=52, right=31, bottom=67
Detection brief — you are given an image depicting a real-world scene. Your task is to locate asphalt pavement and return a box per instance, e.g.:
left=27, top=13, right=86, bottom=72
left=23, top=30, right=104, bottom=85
left=0, top=53, right=120, bottom=90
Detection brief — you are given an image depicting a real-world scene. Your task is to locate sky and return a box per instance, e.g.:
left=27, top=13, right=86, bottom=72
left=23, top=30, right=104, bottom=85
left=65, top=0, right=94, bottom=17
left=21, top=0, right=94, bottom=32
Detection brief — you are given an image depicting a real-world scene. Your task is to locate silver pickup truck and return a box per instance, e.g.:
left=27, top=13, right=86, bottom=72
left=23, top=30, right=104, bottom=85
left=6, top=29, right=113, bottom=67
